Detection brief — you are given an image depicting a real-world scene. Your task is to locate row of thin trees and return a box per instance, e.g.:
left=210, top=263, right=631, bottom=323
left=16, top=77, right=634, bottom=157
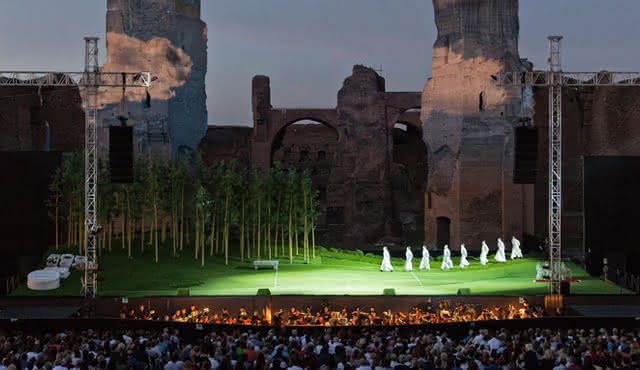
left=47, top=152, right=320, bottom=265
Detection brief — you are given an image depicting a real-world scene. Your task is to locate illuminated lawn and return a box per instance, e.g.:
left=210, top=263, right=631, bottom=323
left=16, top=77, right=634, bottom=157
left=12, top=243, right=631, bottom=297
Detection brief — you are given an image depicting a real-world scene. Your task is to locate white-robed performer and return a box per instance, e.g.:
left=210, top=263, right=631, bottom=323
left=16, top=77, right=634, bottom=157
left=404, top=246, right=414, bottom=272
left=459, top=243, right=470, bottom=268
left=441, top=245, right=454, bottom=270
left=419, top=245, right=431, bottom=271
left=495, top=237, right=507, bottom=262
left=511, top=236, right=524, bottom=259
left=380, top=246, right=393, bottom=272
left=480, top=240, right=489, bottom=266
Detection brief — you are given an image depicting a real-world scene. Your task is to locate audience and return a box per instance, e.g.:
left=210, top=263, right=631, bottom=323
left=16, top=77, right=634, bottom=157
left=1, top=326, right=639, bottom=369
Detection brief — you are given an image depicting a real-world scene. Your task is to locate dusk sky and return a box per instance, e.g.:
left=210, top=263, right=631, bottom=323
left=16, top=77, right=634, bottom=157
left=1, top=1, right=639, bottom=125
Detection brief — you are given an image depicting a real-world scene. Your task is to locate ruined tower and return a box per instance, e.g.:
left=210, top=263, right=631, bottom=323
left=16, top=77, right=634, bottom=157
left=421, top=0, right=534, bottom=249
left=100, top=0, right=208, bottom=158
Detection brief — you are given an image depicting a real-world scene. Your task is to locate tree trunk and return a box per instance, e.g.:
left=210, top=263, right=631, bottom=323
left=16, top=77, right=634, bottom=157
left=55, top=197, right=59, bottom=250
left=252, top=210, right=256, bottom=259
left=161, top=215, right=167, bottom=243
left=312, top=226, right=316, bottom=259
left=154, top=199, right=158, bottom=263
left=274, top=224, right=279, bottom=259
left=267, top=205, right=271, bottom=259
left=281, top=221, right=285, bottom=257
left=257, top=198, right=261, bottom=259
left=108, top=221, right=112, bottom=252
left=214, top=208, right=216, bottom=256
left=186, top=220, right=190, bottom=244
left=67, top=207, right=71, bottom=247
left=240, top=199, right=245, bottom=262
left=214, top=202, right=218, bottom=256
left=180, top=186, right=185, bottom=251
left=148, top=212, right=153, bottom=246
left=275, top=193, right=281, bottom=257
left=141, top=215, right=145, bottom=253
left=121, top=212, right=125, bottom=251
left=304, top=193, right=308, bottom=263
left=195, top=207, right=200, bottom=260
left=173, top=213, right=177, bottom=257
left=288, top=199, right=293, bottom=264
left=247, top=212, right=252, bottom=259
left=127, top=194, right=132, bottom=258
left=224, top=194, right=229, bottom=265
left=295, top=213, right=299, bottom=258
left=201, top=211, right=205, bottom=267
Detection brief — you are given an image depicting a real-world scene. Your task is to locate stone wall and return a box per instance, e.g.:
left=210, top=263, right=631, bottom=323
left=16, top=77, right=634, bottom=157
left=199, top=66, right=422, bottom=246
left=422, top=0, right=533, bottom=251
left=534, top=85, right=640, bottom=258
left=0, top=84, right=84, bottom=152
left=199, top=126, right=252, bottom=167
left=101, top=0, right=207, bottom=159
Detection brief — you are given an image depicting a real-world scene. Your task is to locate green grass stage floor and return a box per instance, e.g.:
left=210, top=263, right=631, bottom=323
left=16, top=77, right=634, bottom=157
left=12, top=242, right=632, bottom=297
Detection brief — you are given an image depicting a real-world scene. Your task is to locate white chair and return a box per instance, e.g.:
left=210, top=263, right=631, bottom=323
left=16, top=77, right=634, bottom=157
left=59, top=254, right=75, bottom=268
left=46, top=254, right=61, bottom=267
left=73, top=255, right=86, bottom=267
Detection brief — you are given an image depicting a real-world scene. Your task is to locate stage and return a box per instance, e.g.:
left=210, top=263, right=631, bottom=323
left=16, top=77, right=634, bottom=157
left=10, top=245, right=631, bottom=297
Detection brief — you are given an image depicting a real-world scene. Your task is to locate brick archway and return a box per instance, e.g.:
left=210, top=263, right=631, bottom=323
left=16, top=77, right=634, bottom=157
left=267, top=109, right=339, bottom=153
left=270, top=116, right=340, bottom=166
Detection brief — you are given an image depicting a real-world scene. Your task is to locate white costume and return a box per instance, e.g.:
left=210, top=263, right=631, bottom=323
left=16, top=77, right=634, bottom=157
left=495, top=238, right=507, bottom=262
left=511, top=236, right=524, bottom=259
left=441, top=245, right=454, bottom=270
left=404, top=247, right=413, bottom=272
left=380, top=246, right=393, bottom=272
left=480, top=241, right=489, bottom=266
left=459, top=244, right=470, bottom=268
left=418, top=245, right=431, bottom=271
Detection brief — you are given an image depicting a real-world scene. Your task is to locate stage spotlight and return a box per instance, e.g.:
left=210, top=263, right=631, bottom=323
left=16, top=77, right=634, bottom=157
left=89, top=224, right=103, bottom=235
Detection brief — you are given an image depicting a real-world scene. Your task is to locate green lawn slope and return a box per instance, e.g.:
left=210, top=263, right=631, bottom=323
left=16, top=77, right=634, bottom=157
left=11, top=241, right=631, bottom=297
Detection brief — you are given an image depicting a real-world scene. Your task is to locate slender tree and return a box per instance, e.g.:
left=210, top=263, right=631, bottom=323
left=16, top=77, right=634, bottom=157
left=301, top=169, right=312, bottom=263
left=147, top=159, right=161, bottom=263
left=285, top=168, right=297, bottom=264
left=46, top=166, right=64, bottom=250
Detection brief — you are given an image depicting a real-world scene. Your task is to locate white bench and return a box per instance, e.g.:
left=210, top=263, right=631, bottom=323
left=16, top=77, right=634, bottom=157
left=253, top=260, right=279, bottom=271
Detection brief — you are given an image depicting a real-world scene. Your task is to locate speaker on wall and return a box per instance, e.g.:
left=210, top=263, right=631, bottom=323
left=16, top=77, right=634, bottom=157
left=514, top=126, right=538, bottom=184
left=109, top=126, right=133, bottom=184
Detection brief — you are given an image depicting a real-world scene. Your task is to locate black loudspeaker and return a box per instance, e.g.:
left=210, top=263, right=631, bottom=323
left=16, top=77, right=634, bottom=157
left=457, top=288, right=471, bottom=295
left=514, top=127, right=538, bottom=184
left=560, top=281, right=570, bottom=295
left=109, top=126, right=133, bottom=183
left=256, top=288, right=271, bottom=296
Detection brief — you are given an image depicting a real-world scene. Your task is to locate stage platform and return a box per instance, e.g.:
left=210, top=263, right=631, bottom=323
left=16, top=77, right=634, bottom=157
left=9, top=246, right=633, bottom=297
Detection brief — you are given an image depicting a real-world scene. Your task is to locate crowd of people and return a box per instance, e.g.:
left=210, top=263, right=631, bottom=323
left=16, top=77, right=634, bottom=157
left=121, top=301, right=543, bottom=326
left=1, top=324, right=639, bottom=369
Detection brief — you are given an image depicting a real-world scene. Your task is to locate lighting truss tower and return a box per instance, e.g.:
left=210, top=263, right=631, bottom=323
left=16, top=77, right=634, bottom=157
left=0, top=38, right=151, bottom=298
left=496, top=36, right=640, bottom=296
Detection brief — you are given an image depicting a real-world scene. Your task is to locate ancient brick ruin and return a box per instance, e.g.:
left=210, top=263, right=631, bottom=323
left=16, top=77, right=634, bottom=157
left=3, top=0, right=640, bottom=253
left=100, top=0, right=208, bottom=158
left=0, top=83, right=84, bottom=152
left=203, top=66, right=423, bottom=246
left=420, top=0, right=533, bottom=250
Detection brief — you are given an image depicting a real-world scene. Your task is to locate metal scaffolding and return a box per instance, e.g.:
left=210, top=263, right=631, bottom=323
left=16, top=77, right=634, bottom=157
left=0, top=37, right=151, bottom=298
left=497, top=36, right=640, bottom=296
